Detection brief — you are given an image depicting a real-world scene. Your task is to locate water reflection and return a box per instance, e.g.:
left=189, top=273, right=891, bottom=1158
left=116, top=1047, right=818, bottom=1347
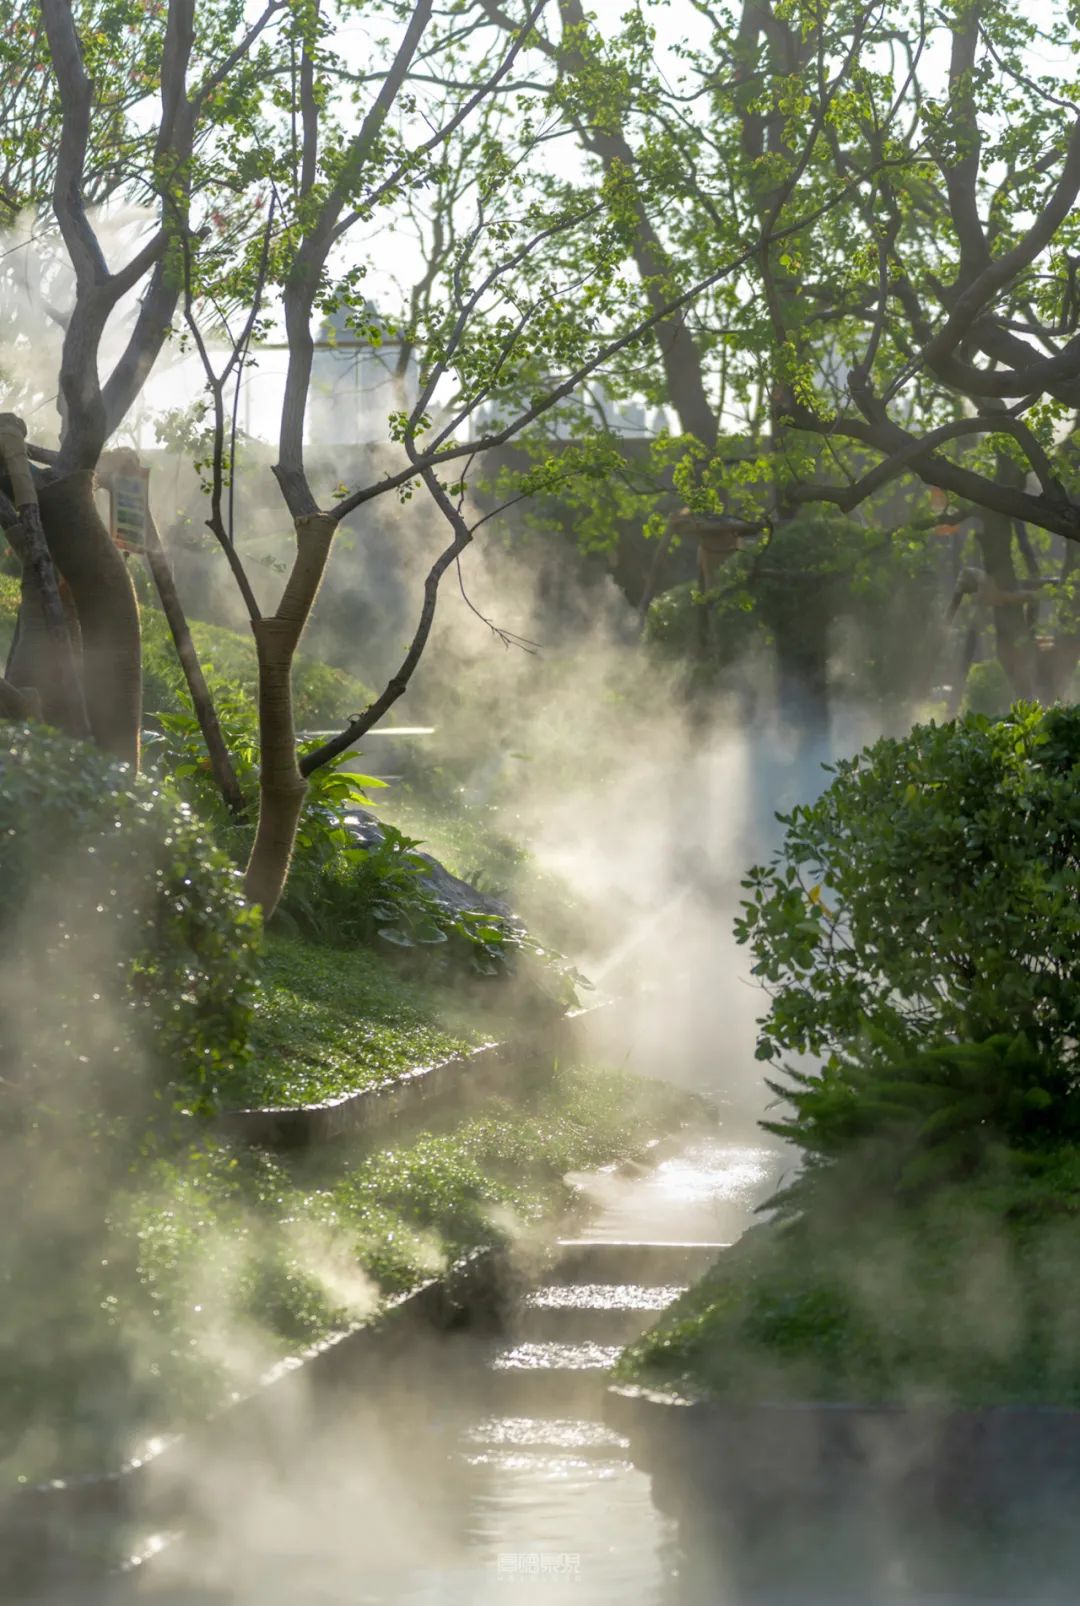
left=565, top=1140, right=783, bottom=1244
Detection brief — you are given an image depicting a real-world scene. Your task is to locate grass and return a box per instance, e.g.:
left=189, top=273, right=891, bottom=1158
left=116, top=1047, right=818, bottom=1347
left=616, top=1167, right=1080, bottom=1410
left=221, top=932, right=496, bottom=1109
left=4, top=1062, right=709, bottom=1489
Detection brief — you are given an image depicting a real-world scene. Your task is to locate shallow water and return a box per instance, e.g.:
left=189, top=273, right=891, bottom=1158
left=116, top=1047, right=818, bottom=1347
left=83, top=1134, right=780, bottom=1606
left=563, top=1137, right=783, bottom=1245
left=83, top=1128, right=1080, bottom=1606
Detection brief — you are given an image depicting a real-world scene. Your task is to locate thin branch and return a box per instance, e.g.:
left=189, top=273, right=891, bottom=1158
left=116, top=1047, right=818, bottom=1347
left=330, top=152, right=911, bottom=523
left=298, top=463, right=474, bottom=776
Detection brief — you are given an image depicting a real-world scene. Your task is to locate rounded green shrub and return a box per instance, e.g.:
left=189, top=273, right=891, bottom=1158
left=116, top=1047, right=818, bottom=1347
left=738, top=702, right=1080, bottom=1070
left=0, top=726, right=260, bottom=1116
left=962, top=656, right=1012, bottom=717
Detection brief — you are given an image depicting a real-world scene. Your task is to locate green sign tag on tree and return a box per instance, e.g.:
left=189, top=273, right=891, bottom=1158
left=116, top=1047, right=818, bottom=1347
left=109, top=466, right=150, bottom=553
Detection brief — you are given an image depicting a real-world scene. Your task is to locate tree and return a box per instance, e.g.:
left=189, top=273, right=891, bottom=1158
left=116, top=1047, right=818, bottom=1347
left=2, top=0, right=821, bottom=917
left=478, top=0, right=1080, bottom=706
left=472, top=0, right=930, bottom=727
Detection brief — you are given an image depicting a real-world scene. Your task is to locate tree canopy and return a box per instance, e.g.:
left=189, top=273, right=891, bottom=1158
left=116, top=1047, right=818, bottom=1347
left=5, top=0, right=1080, bottom=910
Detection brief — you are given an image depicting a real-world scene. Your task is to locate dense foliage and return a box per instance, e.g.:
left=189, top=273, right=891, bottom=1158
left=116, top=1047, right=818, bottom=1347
left=0, top=728, right=259, bottom=1116
left=738, top=704, right=1080, bottom=1069
left=764, top=1033, right=1080, bottom=1214
left=152, top=700, right=575, bottom=997
left=646, top=506, right=942, bottom=712
left=622, top=702, right=1080, bottom=1410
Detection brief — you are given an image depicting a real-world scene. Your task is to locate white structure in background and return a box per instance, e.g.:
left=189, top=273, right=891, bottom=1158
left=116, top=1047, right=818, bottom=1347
left=131, top=304, right=654, bottom=450
left=471, top=380, right=656, bottom=442
left=305, top=305, right=421, bottom=446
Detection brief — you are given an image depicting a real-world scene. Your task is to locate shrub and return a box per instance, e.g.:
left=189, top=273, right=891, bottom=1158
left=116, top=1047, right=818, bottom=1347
left=763, top=1032, right=1080, bottom=1215
left=962, top=656, right=1012, bottom=717
left=284, top=820, right=580, bottom=1002
left=0, top=727, right=260, bottom=1117
left=738, top=702, right=1080, bottom=1069
left=152, top=700, right=579, bottom=1000
left=148, top=696, right=384, bottom=861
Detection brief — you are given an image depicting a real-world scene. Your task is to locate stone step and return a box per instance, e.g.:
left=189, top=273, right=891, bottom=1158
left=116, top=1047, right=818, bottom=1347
left=460, top=1413, right=631, bottom=1466
left=551, top=1239, right=728, bottom=1286
left=480, top=1340, right=624, bottom=1419
left=512, top=1282, right=687, bottom=1344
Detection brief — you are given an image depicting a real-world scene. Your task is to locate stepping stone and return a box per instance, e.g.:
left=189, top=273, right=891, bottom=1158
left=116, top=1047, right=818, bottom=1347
left=513, top=1282, right=687, bottom=1343
left=551, top=1239, right=728, bottom=1285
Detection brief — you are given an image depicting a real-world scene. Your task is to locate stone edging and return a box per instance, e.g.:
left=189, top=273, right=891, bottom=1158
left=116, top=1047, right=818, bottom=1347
left=215, top=999, right=613, bottom=1148
left=5, top=1248, right=502, bottom=1545
left=605, top=1382, right=1080, bottom=1520
left=3, top=996, right=621, bottom=1579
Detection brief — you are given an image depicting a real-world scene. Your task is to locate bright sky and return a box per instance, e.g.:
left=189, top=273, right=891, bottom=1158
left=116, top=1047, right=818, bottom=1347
left=132, top=0, right=715, bottom=447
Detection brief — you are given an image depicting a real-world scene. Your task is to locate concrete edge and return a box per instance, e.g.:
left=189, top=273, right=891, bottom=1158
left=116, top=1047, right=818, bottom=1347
left=7, top=1247, right=503, bottom=1527
left=604, top=1382, right=1080, bottom=1519
left=215, top=997, right=617, bottom=1148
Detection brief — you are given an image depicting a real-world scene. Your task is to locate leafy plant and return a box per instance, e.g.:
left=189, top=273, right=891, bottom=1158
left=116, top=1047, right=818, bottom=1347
left=738, top=703, right=1080, bottom=1070
left=148, top=697, right=385, bottom=872
left=288, top=819, right=583, bottom=1003
left=152, top=697, right=581, bottom=999
left=0, top=726, right=260, bottom=1117
left=763, top=1032, right=1080, bottom=1214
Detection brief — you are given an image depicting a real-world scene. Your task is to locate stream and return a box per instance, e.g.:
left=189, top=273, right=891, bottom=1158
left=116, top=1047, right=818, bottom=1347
left=88, top=1123, right=1080, bottom=1606
left=101, top=1128, right=786, bottom=1606
left=33, top=1119, right=1080, bottom=1606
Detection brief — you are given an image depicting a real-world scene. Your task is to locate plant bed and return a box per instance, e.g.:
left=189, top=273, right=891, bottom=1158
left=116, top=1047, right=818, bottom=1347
left=612, top=706, right=1080, bottom=1581
left=611, top=1154, right=1080, bottom=1530
left=218, top=990, right=614, bottom=1149
left=216, top=933, right=499, bottom=1113
left=606, top=1208, right=1080, bottom=1597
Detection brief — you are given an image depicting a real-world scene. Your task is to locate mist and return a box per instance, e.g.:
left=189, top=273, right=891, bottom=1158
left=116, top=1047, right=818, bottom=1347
left=0, top=429, right=865, bottom=1603
left=12, top=439, right=1068, bottom=1606
left=0, top=157, right=1011, bottom=1606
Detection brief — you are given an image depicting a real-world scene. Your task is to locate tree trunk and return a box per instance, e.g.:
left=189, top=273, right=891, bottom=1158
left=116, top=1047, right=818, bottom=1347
left=0, top=415, right=90, bottom=737
left=976, top=504, right=1035, bottom=699
left=141, top=505, right=247, bottom=818
left=244, top=618, right=308, bottom=913
left=243, top=513, right=336, bottom=916
left=774, top=619, right=830, bottom=743
left=37, top=471, right=142, bottom=767
left=4, top=538, right=85, bottom=729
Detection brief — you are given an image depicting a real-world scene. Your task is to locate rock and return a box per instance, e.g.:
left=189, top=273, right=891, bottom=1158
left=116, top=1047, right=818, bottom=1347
left=339, top=808, right=515, bottom=923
